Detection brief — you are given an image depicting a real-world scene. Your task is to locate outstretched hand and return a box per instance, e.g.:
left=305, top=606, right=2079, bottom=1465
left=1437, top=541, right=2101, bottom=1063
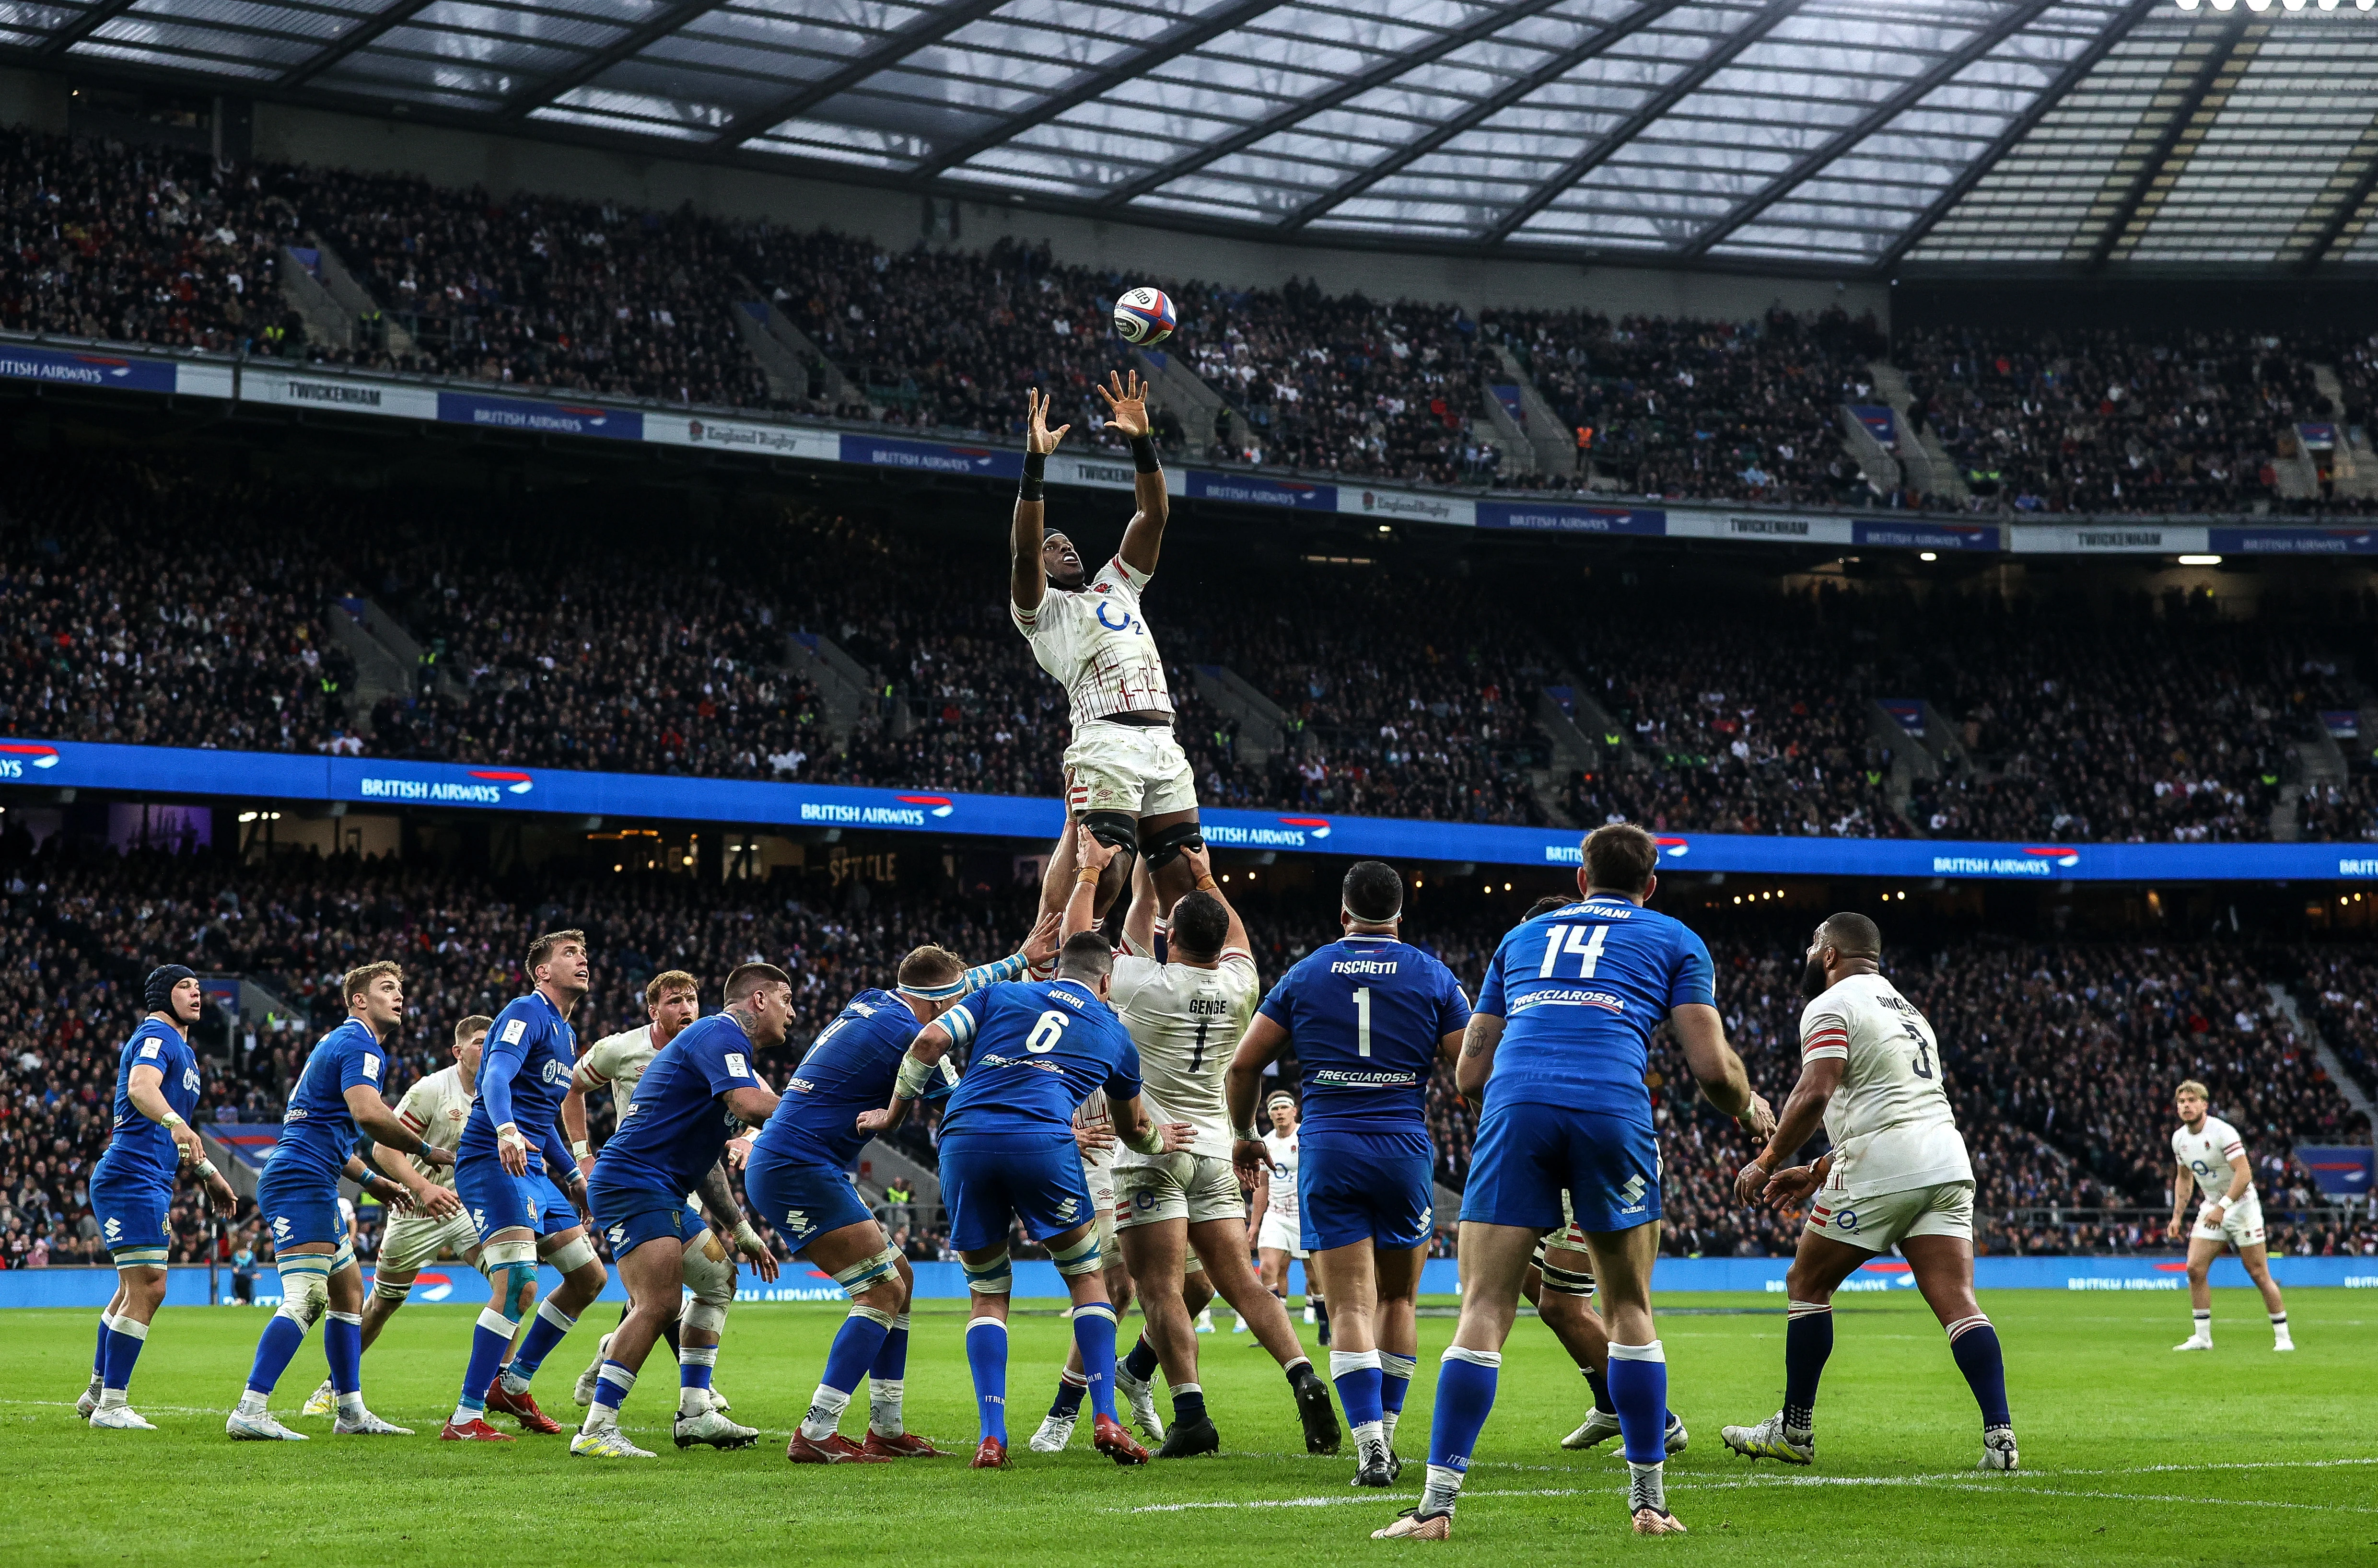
left=1076, top=823, right=1119, bottom=874
left=1757, top=1163, right=1825, bottom=1209
left=1022, top=911, right=1062, bottom=966
left=1096, top=369, right=1150, bottom=438
left=1025, top=387, right=1072, bottom=455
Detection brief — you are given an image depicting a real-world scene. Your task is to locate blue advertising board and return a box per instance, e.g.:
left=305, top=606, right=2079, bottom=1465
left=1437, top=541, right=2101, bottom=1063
left=1851, top=519, right=2001, bottom=552
left=2206, top=525, right=2378, bottom=556
left=1476, top=500, right=1666, bottom=534
left=14, top=736, right=2378, bottom=882
left=837, top=434, right=1022, bottom=478
left=1182, top=470, right=1337, bottom=510
left=0, top=342, right=181, bottom=393
left=435, top=391, right=642, bottom=440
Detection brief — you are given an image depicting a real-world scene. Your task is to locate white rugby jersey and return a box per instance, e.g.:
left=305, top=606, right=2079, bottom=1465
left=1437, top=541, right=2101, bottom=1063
left=1076, top=1088, right=1117, bottom=1174
left=393, top=1062, right=474, bottom=1189
left=2172, top=1115, right=2250, bottom=1202
left=1800, top=972, right=1971, bottom=1197
left=583, top=1024, right=660, bottom=1119
left=1012, top=554, right=1172, bottom=724
left=1261, top=1127, right=1300, bottom=1222
left=1109, top=951, right=1260, bottom=1163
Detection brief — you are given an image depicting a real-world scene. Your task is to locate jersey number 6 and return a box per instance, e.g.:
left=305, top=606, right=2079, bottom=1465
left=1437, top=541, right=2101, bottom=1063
left=1026, top=1010, right=1071, bottom=1055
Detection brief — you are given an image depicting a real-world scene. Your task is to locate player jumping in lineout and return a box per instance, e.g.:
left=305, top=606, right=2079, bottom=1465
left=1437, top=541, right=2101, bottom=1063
left=2167, top=1079, right=2292, bottom=1353
left=1722, top=913, right=2017, bottom=1472
left=1011, top=373, right=1204, bottom=940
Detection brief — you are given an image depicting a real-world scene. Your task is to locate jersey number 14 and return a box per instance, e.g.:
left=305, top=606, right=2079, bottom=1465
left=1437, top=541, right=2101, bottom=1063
left=1537, top=923, right=1609, bottom=980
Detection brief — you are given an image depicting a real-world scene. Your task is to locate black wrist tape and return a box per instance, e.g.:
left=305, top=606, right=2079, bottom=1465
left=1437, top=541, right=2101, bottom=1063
left=1129, top=433, right=1160, bottom=473
left=1020, top=450, right=1047, bottom=502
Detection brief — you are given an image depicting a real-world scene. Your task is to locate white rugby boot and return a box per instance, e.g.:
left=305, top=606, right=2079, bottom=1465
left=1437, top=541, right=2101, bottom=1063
left=1115, top=1368, right=1166, bottom=1443
left=1720, top=1410, right=1813, bottom=1465
left=226, top=1409, right=308, bottom=1441
left=89, top=1403, right=158, bottom=1431
left=573, top=1335, right=613, bottom=1407
left=570, top=1423, right=656, bottom=1459
left=1029, top=1412, right=1077, bottom=1452
left=333, top=1408, right=415, bottom=1436
left=302, top=1379, right=337, bottom=1417
left=1977, top=1426, right=2019, bottom=1472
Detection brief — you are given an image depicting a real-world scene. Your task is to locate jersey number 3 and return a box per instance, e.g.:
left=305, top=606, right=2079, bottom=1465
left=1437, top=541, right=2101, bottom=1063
left=1903, top=1022, right=1934, bottom=1080
left=1026, top=1011, right=1070, bottom=1055
left=1537, top=923, right=1609, bottom=980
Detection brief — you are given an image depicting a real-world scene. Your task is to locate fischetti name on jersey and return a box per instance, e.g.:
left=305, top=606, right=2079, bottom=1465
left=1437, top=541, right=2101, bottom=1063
left=357, top=768, right=533, bottom=803
left=0, top=742, right=62, bottom=779
left=1200, top=815, right=1330, bottom=849
left=798, top=793, right=952, bottom=827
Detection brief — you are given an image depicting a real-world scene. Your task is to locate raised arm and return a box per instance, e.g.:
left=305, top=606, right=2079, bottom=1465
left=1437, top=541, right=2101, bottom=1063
left=1064, top=825, right=1119, bottom=941
left=1011, top=388, right=1070, bottom=618
left=1122, top=854, right=1160, bottom=956
left=1177, top=845, right=1245, bottom=953
left=1101, top=370, right=1171, bottom=576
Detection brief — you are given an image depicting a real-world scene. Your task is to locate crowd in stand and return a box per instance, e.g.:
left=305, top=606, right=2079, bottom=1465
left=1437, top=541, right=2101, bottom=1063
left=1893, top=325, right=2311, bottom=515
left=20, top=122, right=2378, bottom=519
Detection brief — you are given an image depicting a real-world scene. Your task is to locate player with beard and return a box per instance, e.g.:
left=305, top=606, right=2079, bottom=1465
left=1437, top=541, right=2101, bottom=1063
left=1010, top=373, right=1204, bottom=949
left=1721, top=913, right=2013, bottom=1474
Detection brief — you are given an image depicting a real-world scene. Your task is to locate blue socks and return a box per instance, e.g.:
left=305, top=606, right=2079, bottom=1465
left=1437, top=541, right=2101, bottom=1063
left=1784, top=1300, right=1832, bottom=1430
left=1420, top=1347, right=1500, bottom=1516
left=1122, top=1335, right=1162, bottom=1382
left=93, top=1312, right=112, bottom=1380
left=455, top=1305, right=516, bottom=1418
left=1331, top=1348, right=1385, bottom=1429
left=325, top=1311, right=363, bottom=1396
left=1607, top=1340, right=1668, bottom=1464
left=1072, top=1302, right=1119, bottom=1421
left=821, top=1306, right=893, bottom=1398
left=867, top=1312, right=912, bottom=1437
left=101, top=1316, right=148, bottom=1393
left=245, top=1313, right=309, bottom=1397
left=502, top=1299, right=575, bottom=1391
left=872, top=1312, right=910, bottom=1382
left=1946, top=1314, right=2010, bottom=1429
left=588, top=1359, right=635, bottom=1427
left=1379, top=1349, right=1415, bottom=1445
left=966, top=1316, right=1010, bottom=1442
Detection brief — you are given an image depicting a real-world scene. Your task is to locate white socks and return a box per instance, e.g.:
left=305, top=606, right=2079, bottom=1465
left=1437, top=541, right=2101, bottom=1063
left=869, top=1376, right=905, bottom=1436
left=803, top=1384, right=853, bottom=1440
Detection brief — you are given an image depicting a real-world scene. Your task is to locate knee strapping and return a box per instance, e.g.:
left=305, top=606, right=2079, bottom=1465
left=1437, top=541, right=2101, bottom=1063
left=1080, top=811, right=1137, bottom=855
left=1048, top=1230, right=1102, bottom=1278
left=546, top=1235, right=598, bottom=1276
left=681, top=1243, right=737, bottom=1307
left=113, top=1248, right=169, bottom=1271
left=831, top=1247, right=900, bottom=1300
left=849, top=1303, right=897, bottom=1331
left=481, top=1243, right=538, bottom=1320
left=1541, top=1259, right=1597, bottom=1298
left=1140, top=820, right=1205, bottom=870
left=372, top=1272, right=416, bottom=1305
left=682, top=1301, right=729, bottom=1336
left=275, top=1256, right=332, bottom=1329
left=962, top=1247, right=1013, bottom=1296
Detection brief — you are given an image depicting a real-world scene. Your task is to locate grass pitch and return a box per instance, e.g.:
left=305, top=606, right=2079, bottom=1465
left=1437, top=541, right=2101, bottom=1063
left=1, top=1289, right=2366, bottom=1567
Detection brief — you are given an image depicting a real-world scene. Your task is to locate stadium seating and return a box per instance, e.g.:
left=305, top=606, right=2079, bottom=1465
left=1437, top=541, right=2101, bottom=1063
left=22, top=123, right=2378, bottom=518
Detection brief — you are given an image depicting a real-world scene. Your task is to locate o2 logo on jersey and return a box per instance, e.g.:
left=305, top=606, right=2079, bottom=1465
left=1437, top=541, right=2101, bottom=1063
left=1094, top=602, right=1144, bottom=635
left=1835, top=1209, right=1859, bottom=1233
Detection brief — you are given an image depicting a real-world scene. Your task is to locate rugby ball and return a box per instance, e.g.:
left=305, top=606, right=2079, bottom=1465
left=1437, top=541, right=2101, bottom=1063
left=1112, top=286, right=1176, bottom=347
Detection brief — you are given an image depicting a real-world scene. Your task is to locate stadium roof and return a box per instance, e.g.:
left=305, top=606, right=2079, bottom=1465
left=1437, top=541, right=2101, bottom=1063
left=9, top=0, right=2377, bottom=272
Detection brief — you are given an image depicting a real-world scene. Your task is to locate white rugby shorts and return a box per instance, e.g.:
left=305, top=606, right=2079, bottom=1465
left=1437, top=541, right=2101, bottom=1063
left=1117, top=1154, right=1244, bottom=1229
left=1257, top=1208, right=1306, bottom=1259
left=1065, top=720, right=1197, bottom=818
left=376, top=1208, right=480, bottom=1275
left=1805, top=1179, right=1974, bottom=1252
left=2192, top=1189, right=2266, bottom=1248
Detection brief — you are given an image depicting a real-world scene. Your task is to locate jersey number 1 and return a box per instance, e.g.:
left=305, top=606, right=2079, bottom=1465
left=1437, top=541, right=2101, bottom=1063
left=1352, top=987, right=1372, bottom=1057
left=1538, top=923, right=1609, bottom=980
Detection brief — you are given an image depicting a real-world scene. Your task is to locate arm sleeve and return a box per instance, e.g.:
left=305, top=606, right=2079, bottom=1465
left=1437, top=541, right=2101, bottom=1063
left=1798, top=998, right=1851, bottom=1063
left=1667, top=928, right=1718, bottom=1011
left=1256, top=970, right=1297, bottom=1030
left=1434, top=963, right=1475, bottom=1036
left=699, top=1032, right=758, bottom=1096
left=480, top=1014, right=530, bottom=1127
left=941, top=1000, right=981, bottom=1051
left=1474, top=941, right=1509, bottom=1018
left=1103, top=1040, right=1144, bottom=1103
left=538, top=1119, right=575, bottom=1178
left=960, top=952, right=1028, bottom=995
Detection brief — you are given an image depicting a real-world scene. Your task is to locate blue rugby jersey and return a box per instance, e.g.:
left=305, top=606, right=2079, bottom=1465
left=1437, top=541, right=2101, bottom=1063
left=1255, top=936, right=1470, bottom=1135
left=96, top=1017, right=202, bottom=1188
left=591, top=1012, right=762, bottom=1198
left=937, top=978, right=1140, bottom=1142
left=754, top=988, right=960, bottom=1170
left=460, top=990, right=577, bottom=1171
left=1473, top=895, right=1714, bottom=1120
left=272, top=1018, right=390, bottom=1185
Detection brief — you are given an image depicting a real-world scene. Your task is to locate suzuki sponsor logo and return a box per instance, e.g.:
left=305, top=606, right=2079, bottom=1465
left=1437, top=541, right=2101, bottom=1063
left=0, top=742, right=60, bottom=778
